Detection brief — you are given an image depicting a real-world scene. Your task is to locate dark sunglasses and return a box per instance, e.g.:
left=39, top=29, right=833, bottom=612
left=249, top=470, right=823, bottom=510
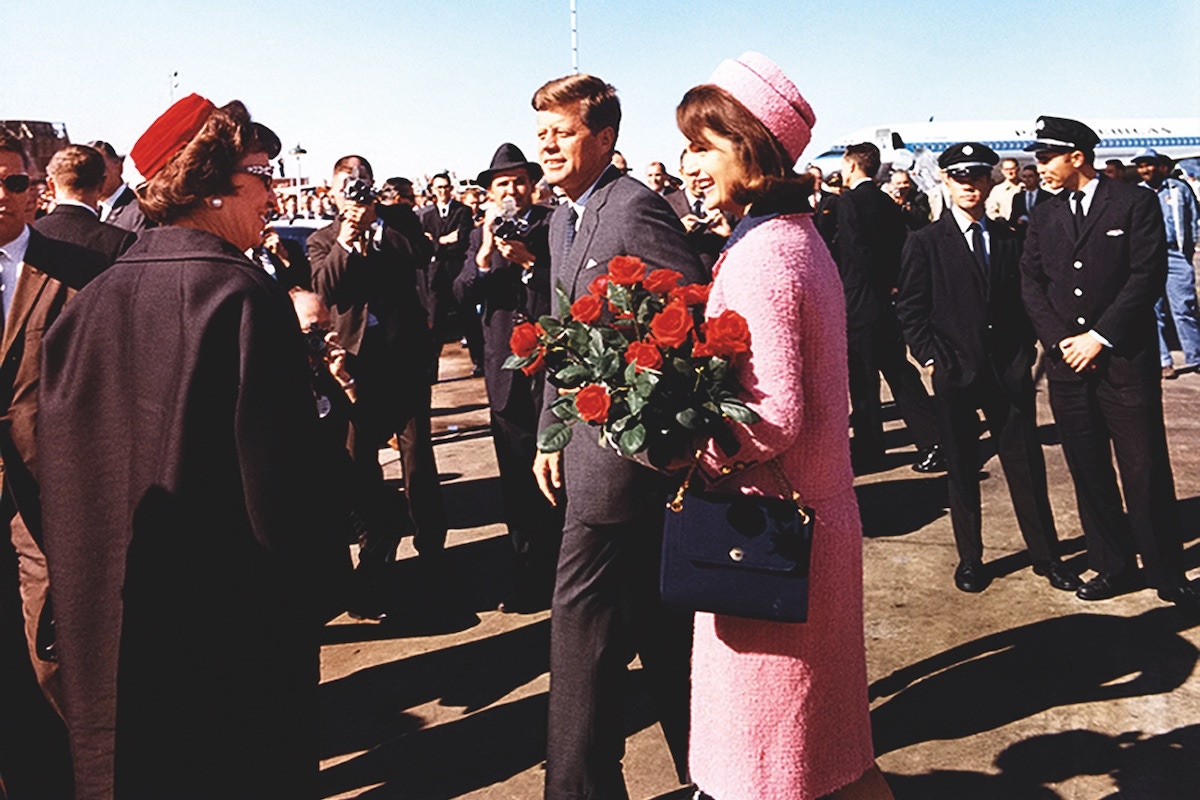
left=2, top=174, right=31, bottom=193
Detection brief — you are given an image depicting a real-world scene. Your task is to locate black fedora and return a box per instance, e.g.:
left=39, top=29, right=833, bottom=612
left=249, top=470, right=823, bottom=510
left=477, top=142, right=543, bottom=188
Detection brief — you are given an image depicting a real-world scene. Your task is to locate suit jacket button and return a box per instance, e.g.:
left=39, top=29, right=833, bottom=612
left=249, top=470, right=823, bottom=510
left=1073, top=260, right=1083, bottom=269
left=1076, top=316, right=1086, bottom=325
left=1074, top=288, right=1083, bottom=296
left=719, top=465, right=734, bottom=476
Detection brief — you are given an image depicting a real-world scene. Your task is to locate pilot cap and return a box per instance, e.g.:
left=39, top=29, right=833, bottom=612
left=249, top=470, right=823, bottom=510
left=1024, top=116, right=1100, bottom=153
left=938, top=142, right=999, bottom=178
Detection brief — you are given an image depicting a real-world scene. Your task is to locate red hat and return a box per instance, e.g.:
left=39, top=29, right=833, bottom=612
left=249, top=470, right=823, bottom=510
left=129, top=93, right=217, bottom=180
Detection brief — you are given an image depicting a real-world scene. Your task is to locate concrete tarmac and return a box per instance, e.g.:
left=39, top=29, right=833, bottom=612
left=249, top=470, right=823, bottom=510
left=319, top=343, right=1200, bottom=800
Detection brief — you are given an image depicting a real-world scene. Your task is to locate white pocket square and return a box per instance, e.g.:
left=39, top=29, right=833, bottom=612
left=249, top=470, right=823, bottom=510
left=1106, top=229, right=1125, bottom=237
left=584, top=258, right=599, bottom=270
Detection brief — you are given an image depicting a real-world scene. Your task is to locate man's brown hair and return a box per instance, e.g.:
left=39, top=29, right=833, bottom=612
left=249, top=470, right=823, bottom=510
left=531, top=74, right=621, bottom=141
left=676, top=84, right=811, bottom=207
left=0, top=128, right=31, bottom=170
left=46, top=145, right=107, bottom=193
left=843, top=142, right=881, bottom=179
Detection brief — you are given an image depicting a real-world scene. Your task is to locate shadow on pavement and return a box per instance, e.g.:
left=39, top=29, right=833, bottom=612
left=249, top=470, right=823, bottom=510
left=869, top=607, right=1200, bottom=757
left=886, top=723, right=1200, bottom=799
left=857, top=477, right=948, bottom=538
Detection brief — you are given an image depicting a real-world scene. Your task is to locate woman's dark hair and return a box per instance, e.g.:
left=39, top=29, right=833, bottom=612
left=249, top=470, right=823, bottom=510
left=676, top=84, right=812, bottom=209
left=138, top=100, right=277, bottom=225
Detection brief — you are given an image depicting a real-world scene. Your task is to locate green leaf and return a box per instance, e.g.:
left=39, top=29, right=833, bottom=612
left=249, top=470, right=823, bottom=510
left=627, top=391, right=647, bottom=414
left=598, top=351, right=620, bottom=380
left=672, top=357, right=691, bottom=374
left=706, top=357, right=728, bottom=382
left=619, top=423, right=647, bottom=456
left=555, top=282, right=572, bottom=317
left=589, top=328, right=606, bottom=358
left=676, top=408, right=701, bottom=429
left=550, top=396, right=577, bottom=421
left=537, top=421, right=573, bottom=452
left=538, top=316, right=564, bottom=336
left=624, top=361, right=639, bottom=383
left=720, top=401, right=760, bottom=424
left=636, top=296, right=660, bottom=325
left=503, top=353, right=535, bottom=371
left=608, top=414, right=631, bottom=433
left=554, top=363, right=592, bottom=387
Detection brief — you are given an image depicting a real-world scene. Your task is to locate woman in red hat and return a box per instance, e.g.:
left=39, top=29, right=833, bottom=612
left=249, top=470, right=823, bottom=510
left=37, top=96, right=350, bottom=800
left=676, top=54, right=893, bottom=800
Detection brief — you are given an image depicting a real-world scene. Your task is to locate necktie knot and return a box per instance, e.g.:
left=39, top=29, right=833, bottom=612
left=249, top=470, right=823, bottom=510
left=1071, top=190, right=1085, bottom=202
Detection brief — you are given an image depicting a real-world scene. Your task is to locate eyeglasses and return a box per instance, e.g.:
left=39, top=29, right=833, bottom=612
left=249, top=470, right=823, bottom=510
left=237, top=164, right=274, bottom=189
left=1, top=174, right=31, bottom=193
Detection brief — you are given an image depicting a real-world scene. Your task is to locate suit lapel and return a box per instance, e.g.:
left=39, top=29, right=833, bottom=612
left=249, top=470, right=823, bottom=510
left=0, top=262, right=52, bottom=363
left=1073, top=177, right=1110, bottom=252
left=564, top=167, right=622, bottom=297
left=937, top=215, right=986, bottom=300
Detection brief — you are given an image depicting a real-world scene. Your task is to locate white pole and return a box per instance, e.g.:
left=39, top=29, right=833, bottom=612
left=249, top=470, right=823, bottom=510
left=570, top=0, right=578, bottom=73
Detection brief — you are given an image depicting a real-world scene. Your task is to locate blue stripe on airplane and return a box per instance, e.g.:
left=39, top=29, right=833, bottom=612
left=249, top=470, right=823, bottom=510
left=821, top=136, right=1200, bottom=155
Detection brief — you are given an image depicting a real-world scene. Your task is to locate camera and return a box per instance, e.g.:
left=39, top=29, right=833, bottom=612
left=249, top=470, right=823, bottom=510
left=491, top=196, right=530, bottom=241
left=342, top=178, right=380, bottom=205
left=304, top=328, right=332, bottom=359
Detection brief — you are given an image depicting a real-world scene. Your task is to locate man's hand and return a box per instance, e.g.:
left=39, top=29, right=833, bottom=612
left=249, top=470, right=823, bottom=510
left=438, top=229, right=459, bottom=246
left=533, top=450, right=563, bottom=506
left=496, top=238, right=535, bottom=268
left=336, top=202, right=377, bottom=249
left=1059, top=334, right=1104, bottom=372
left=680, top=213, right=707, bottom=233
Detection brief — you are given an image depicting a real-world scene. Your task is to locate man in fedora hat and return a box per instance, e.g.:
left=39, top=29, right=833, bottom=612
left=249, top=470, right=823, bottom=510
left=457, top=142, right=563, bottom=613
left=1020, top=116, right=1199, bottom=610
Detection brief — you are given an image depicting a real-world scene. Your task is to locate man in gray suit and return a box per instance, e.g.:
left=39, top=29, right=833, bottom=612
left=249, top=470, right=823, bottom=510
left=531, top=73, right=705, bottom=800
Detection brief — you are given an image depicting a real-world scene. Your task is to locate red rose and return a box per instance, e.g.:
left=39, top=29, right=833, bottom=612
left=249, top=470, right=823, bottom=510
left=624, top=340, right=664, bottom=371
left=588, top=274, right=610, bottom=296
left=510, top=321, right=542, bottom=357
left=692, top=339, right=714, bottom=358
left=521, top=350, right=545, bottom=376
left=607, top=255, right=647, bottom=285
left=670, top=282, right=712, bottom=307
left=702, top=310, right=752, bottom=356
left=574, top=384, right=611, bottom=423
left=643, top=268, right=683, bottom=294
left=649, top=299, right=694, bottom=348
left=571, top=294, right=603, bottom=323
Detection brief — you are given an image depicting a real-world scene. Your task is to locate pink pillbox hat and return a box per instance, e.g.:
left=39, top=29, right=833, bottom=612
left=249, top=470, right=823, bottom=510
left=708, top=51, right=815, bottom=163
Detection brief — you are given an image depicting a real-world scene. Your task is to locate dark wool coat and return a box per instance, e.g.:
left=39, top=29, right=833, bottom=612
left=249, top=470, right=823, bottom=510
left=38, top=226, right=351, bottom=800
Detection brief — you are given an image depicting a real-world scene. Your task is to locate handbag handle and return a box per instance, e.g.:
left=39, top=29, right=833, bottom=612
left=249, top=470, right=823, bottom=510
left=668, top=453, right=811, bottom=525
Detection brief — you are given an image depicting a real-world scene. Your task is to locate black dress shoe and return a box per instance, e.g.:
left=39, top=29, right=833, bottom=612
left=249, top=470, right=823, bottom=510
left=954, top=561, right=991, bottom=593
left=912, top=444, right=946, bottom=473
left=1033, top=561, right=1083, bottom=591
left=1076, top=570, right=1138, bottom=601
left=1158, top=580, right=1200, bottom=612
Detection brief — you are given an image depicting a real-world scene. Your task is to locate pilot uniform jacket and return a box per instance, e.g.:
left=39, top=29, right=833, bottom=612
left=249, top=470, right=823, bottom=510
left=38, top=226, right=351, bottom=800
left=1020, top=176, right=1182, bottom=588
left=541, top=166, right=704, bottom=799
left=1020, top=177, right=1166, bottom=384
left=897, top=213, right=1035, bottom=390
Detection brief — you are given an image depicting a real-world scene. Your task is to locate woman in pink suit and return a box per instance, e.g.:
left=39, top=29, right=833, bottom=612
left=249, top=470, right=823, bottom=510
left=677, top=53, right=894, bottom=800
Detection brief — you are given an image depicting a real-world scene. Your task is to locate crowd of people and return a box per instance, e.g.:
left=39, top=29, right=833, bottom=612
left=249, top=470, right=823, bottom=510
left=0, top=48, right=1197, bottom=800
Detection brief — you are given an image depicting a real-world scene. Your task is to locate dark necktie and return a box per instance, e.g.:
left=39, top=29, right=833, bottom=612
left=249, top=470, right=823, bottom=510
left=693, top=197, right=705, bottom=216
left=969, top=222, right=987, bottom=275
left=564, top=205, right=578, bottom=260
left=1072, top=190, right=1086, bottom=235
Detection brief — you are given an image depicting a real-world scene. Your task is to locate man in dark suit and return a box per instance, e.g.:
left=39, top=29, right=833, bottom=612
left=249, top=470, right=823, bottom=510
left=806, top=165, right=840, bottom=253
left=530, top=73, right=703, bottom=799
left=309, top=156, right=448, bottom=611
left=1008, top=163, right=1053, bottom=234
left=419, top=172, right=476, bottom=375
left=897, top=143, right=1079, bottom=595
left=33, top=145, right=135, bottom=266
left=665, top=149, right=727, bottom=276
left=88, top=140, right=150, bottom=234
left=837, top=141, right=943, bottom=473
left=1020, top=116, right=1198, bottom=610
left=0, top=130, right=119, bottom=799
left=456, top=143, right=563, bottom=614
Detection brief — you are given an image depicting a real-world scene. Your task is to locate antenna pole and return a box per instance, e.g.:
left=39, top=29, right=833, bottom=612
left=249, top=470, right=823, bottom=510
left=570, top=0, right=578, bottom=73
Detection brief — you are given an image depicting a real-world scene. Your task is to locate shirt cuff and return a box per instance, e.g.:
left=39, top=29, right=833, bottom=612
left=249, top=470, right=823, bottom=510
left=1088, top=329, right=1113, bottom=348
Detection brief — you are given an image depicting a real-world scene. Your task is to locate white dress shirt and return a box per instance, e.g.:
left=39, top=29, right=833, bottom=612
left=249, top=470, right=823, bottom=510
left=0, top=224, right=31, bottom=323
left=98, top=183, right=129, bottom=222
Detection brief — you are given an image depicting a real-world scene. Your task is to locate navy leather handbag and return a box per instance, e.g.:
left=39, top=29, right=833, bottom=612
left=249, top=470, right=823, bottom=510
left=660, top=461, right=814, bottom=623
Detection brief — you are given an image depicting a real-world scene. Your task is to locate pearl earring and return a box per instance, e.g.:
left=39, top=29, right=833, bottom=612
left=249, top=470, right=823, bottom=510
left=210, top=197, right=223, bottom=208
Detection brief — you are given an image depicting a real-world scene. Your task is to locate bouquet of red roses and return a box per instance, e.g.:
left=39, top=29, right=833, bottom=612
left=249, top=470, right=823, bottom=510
left=504, top=255, right=757, bottom=468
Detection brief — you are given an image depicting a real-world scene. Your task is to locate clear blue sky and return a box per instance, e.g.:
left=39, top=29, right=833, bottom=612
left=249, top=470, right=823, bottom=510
left=5, top=0, right=1198, bottom=186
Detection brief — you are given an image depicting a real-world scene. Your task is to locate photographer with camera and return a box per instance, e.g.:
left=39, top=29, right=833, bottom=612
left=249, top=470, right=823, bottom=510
left=308, top=156, right=448, bottom=612
left=456, top=143, right=562, bottom=613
